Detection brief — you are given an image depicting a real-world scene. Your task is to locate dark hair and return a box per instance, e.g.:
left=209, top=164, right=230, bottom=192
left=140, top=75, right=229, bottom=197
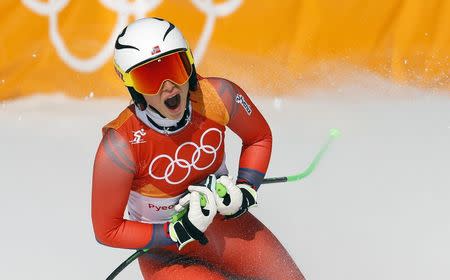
left=129, top=64, right=198, bottom=111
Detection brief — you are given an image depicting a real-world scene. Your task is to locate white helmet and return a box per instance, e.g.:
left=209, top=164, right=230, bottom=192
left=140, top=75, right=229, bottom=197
left=114, top=18, right=197, bottom=108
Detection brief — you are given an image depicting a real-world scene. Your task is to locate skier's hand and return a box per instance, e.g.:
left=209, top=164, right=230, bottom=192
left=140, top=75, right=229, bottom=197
left=168, top=185, right=217, bottom=250
left=210, top=175, right=258, bottom=220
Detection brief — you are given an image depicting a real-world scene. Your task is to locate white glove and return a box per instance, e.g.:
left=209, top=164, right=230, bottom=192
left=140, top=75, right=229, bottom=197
left=210, top=175, right=258, bottom=219
left=213, top=176, right=243, bottom=215
left=168, top=185, right=217, bottom=250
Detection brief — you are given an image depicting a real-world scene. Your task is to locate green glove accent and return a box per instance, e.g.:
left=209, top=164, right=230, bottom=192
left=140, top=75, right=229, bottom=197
left=170, top=207, right=187, bottom=223
left=216, top=182, right=227, bottom=198
left=200, top=194, right=207, bottom=207
left=200, top=182, right=226, bottom=206
left=172, top=180, right=227, bottom=222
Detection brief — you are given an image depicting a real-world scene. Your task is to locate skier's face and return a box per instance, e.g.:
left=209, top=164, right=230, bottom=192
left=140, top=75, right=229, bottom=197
left=143, top=80, right=189, bottom=120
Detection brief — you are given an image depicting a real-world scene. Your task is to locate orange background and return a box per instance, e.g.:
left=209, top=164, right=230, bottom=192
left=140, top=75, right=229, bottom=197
left=0, top=0, right=449, bottom=100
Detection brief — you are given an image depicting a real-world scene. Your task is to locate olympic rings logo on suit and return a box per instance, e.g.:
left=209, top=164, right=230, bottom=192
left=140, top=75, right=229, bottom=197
left=148, top=128, right=223, bottom=185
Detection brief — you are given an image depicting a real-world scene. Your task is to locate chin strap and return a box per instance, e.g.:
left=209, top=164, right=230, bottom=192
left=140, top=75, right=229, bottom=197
left=135, top=96, right=192, bottom=135
left=127, top=86, right=147, bottom=110
left=145, top=102, right=191, bottom=134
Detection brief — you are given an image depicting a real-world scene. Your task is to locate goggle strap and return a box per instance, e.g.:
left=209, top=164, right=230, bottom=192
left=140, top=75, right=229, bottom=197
left=126, top=48, right=189, bottom=73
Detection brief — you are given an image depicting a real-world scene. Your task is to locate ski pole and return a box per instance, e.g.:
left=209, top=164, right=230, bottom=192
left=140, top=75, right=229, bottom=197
left=261, top=128, right=341, bottom=184
left=105, top=128, right=340, bottom=280
left=106, top=249, right=150, bottom=280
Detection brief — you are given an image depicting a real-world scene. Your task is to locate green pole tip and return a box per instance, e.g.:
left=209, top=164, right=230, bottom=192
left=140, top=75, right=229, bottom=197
left=329, top=128, right=341, bottom=138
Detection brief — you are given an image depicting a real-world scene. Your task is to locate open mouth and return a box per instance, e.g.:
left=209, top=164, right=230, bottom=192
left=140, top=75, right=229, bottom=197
left=164, top=94, right=181, bottom=110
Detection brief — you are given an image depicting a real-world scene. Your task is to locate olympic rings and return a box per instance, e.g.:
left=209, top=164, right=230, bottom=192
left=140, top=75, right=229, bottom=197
left=21, top=0, right=242, bottom=72
left=148, top=128, right=223, bottom=185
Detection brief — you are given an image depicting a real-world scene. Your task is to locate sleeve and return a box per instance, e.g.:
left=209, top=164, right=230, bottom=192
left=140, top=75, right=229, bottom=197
left=91, top=129, right=173, bottom=249
left=208, top=77, right=273, bottom=189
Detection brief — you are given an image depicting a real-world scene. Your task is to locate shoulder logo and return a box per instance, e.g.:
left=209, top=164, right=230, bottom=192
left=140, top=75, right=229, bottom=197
left=235, top=94, right=252, bottom=116
left=130, top=129, right=146, bottom=144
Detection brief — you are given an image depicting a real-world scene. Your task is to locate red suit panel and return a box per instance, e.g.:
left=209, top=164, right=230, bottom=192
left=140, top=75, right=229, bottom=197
left=138, top=214, right=305, bottom=280
left=207, top=77, right=272, bottom=188
left=91, top=129, right=157, bottom=249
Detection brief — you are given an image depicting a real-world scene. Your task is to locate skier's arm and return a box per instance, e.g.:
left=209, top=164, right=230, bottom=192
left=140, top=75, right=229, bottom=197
left=91, top=129, right=172, bottom=249
left=208, top=77, right=272, bottom=189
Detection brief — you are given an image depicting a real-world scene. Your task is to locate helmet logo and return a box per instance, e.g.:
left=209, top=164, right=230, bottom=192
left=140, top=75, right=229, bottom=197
left=153, top=18, right=175, bottom=41
left=151, top=46, right=161, bottom=55
left=115, top=27, right=140, bottom=51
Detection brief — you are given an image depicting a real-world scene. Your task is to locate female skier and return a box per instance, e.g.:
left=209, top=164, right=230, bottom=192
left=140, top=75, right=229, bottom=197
left=91, top=17, right=305, bottom=280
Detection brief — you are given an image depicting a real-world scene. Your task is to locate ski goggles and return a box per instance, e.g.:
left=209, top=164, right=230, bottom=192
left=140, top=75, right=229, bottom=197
left=116, top=49, right=194, bottom=95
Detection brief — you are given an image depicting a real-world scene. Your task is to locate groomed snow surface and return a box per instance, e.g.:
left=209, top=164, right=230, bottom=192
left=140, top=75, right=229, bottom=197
left=1, top=73, right=449, bottom=280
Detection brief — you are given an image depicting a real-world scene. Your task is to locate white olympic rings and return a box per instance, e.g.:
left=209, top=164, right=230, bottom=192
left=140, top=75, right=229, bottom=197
left=21, top=0, right=242, bottom=72
left=149, top=127, right=223, bottom=185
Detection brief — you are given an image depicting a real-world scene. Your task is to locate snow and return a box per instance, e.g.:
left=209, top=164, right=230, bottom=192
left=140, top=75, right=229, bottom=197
left=1, top=73, right=449, bottom=280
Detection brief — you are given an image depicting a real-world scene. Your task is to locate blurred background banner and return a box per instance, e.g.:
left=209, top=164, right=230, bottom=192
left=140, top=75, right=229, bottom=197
left=0, top=0, right=449, bottom=100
